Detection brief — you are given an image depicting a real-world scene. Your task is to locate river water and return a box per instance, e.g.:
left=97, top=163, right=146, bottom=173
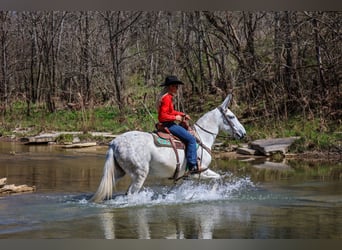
left=0, top=141, right=341, bottom=239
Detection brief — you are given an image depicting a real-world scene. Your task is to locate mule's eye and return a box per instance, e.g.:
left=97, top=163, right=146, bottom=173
left=228, top=115, right=235, bottom=119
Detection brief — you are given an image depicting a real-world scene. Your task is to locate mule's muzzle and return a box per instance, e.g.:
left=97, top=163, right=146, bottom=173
left=234, top=129, right=246, bottom=140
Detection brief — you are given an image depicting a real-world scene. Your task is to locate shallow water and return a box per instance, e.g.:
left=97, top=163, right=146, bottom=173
left=0, top=141, right=341, bottom=239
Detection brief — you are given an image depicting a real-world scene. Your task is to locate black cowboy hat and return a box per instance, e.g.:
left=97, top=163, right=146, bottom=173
left=160, top=75, right=184, bottom=86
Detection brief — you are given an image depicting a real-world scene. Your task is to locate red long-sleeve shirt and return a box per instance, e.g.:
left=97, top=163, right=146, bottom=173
left=158, top=93, right=184, bottom=123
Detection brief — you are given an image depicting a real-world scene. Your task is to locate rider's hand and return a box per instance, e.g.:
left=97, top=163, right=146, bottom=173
left=175, top=115, right=183, bottom=122
left=184, top=114, right=191, bottom=120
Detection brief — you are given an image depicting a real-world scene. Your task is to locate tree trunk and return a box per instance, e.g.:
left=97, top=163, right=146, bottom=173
left=0, top=11, right=9, bottom=116
left=312, top=15, right=326, bottom=96
left=273, top=12, right=282, bottom=84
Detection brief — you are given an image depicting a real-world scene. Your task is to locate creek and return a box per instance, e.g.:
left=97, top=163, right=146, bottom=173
left=0, top=141, right=341, bottom=239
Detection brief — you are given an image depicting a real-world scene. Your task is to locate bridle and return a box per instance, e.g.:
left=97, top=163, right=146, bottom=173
left=217, top=106, right=238, bottom=136
left=194, top=106, right=237, bottom=138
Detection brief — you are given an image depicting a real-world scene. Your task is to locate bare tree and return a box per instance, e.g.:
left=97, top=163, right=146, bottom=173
left=101, top=11, right=142, bottom=112
left=0, top=10, right=340, bottom=124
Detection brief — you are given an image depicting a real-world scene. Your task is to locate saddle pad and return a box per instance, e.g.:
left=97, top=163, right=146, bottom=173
left=151, top=133, right=185, bottom=150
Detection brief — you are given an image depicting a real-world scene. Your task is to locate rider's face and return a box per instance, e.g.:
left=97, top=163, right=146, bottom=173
left=168, top=84, right=179, bottom=95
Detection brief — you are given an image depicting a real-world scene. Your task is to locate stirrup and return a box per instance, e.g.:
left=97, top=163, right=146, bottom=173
left=188, top=167, right=208, bottom=175
left=174, top=167, right=208, bottom=182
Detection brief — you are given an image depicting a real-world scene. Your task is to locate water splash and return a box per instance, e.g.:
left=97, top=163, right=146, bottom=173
left=84, top=176, right=257, bottom=208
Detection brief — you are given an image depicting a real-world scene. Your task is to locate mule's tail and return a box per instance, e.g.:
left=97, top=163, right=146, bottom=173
left=90, top=145, right=115, bottom=203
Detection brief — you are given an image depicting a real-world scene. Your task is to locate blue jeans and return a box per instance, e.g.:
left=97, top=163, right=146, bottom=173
left=162, top=122, right=197, bottom=169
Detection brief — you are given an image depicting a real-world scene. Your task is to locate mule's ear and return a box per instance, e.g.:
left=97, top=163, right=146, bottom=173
left=221, top=94, right=232, bottom=109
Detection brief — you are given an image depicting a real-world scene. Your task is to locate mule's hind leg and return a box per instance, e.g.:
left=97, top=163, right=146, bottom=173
left=114, top=159, right=126, bottom=183
left=126, top=167, right=149, bottom=195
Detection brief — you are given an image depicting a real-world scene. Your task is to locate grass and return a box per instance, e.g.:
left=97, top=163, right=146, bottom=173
left=0, top=101, right=159, bottom=136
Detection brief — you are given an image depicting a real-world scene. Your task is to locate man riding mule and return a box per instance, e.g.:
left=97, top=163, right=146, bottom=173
left=90, top=77, right=246, bottom=203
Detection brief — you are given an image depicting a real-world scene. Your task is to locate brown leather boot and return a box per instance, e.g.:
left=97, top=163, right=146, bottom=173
left=188, top=165, right=208, bottom=175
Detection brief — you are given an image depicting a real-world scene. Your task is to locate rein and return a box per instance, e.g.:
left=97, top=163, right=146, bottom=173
left=194, top=122, right=217, bottom=136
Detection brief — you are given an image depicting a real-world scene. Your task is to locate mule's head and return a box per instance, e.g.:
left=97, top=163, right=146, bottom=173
left=218, top=94, right=246, bottom=140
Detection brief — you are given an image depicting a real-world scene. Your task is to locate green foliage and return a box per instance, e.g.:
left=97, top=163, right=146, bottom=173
left=289, top=137, right=306, bottom=153
left=55, top=134, right=74, bottom=143
left=285, top=117, right=340, bottom=152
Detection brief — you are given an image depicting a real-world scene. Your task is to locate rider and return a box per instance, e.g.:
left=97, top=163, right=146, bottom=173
left=156, top=75, right=206, bottom=174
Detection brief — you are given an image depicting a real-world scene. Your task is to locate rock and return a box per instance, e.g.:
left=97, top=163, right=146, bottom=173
left=21, top=135, right=57, bottom=144
left=249, top=137, right=300, bottom=156
left=72, top=137, right=81, bottom=143
left=90, top=132, right=117, bottom=138
left=237, top=147, right=258, bottom=155
left=21, top=131, right=117, bottom=145
left=62, top=142, right=97, bottom=148
left=0, top=177, right=7, bottom=188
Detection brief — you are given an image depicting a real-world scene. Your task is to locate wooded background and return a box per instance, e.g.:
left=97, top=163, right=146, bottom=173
left=0, top=11, right=340, bottom=123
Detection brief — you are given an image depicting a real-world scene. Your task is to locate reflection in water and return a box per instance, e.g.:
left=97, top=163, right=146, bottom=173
left=129, top=208, right=151, bottom=239
left=99, top=212, right=115, bottom=239
left=92, top=190, right=342, bottom=239
left=96, top=192, right=253, bottom=239
left=126, top=179, right=253, bottom=239
left=0, top=141, right=341, bottom=239
left=87, top=177, right=341, bottom=239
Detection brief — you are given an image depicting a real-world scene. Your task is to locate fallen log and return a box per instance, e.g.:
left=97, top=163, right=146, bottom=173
left=20, top=132, right=82, bottom=144
left=0, top=177, right=36, bottom=195
left=0, top=184, right=36, bottom=194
